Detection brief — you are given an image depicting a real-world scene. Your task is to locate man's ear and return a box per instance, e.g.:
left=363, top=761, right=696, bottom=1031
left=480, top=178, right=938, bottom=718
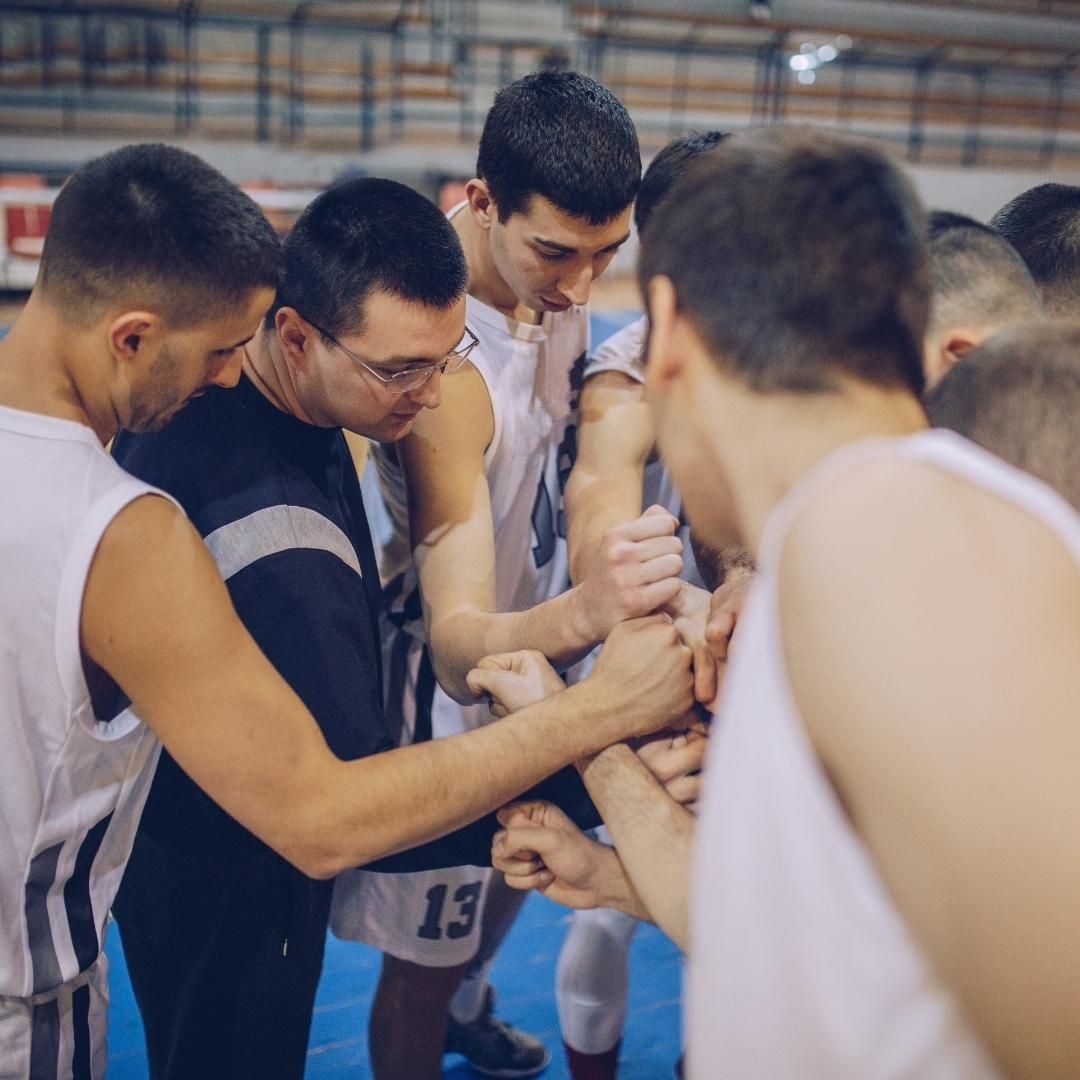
left=275, top=307, right=312, bottom=368
left=924, top=325, right=984, bottom=389
left=465, top=178, right=495, bottom=230
left=942, top=327, right=983, bottom=363
left=643, top=275, right=683, bottom=394
left=106, top=311, right=160, bottom=370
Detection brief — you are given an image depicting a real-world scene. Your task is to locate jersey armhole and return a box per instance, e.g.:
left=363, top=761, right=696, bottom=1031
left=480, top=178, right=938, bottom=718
left=54, top=485, right=181, bottom=739
left=458, top=359, right=500, bottom=471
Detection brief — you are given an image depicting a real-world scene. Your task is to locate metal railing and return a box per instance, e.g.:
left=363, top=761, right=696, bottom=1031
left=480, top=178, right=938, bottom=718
left=0, top=0, right=1077, bottom=167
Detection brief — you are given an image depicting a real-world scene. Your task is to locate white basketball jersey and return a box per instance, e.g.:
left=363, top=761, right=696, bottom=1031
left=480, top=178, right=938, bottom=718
left=377, top=292, right=588, bottom=615
left=374, top=232, right=588, bottom=739
left=584, top=315, right=701, bottom=587
left=0, top=404, right=169, bottom=999
left=687, top=429, right=1080, bottom=1078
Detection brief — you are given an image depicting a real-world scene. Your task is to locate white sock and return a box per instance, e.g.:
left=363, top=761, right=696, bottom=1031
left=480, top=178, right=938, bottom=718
left=450, top=960, right=493, bottom=1024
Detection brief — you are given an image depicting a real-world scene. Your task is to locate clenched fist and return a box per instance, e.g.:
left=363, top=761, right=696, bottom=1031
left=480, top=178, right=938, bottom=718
left=586, top=614, right=694, bottom=743
left=466, top=649, right=566, bottom=718
left=573, top=506, right=684, bottom=643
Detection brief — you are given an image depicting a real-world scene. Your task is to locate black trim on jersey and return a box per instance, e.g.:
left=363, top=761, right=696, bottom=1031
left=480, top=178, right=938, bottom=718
left=384, top=625, right=412, bottom=746
left=414, top=645, right=437, bottom=745
left=64, top=812, right=112, bottom=974
left=555, top=350, right=588, bottom=537
left=385, top=571, right=424, bottom=630
left=70, top=981, right=92, bottom=1079
left=25, top=841, right=63, bottom=994
left=30, top=997, right=60, bottom=1079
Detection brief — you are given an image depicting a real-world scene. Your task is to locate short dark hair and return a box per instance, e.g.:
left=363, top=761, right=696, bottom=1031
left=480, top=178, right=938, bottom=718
left=638, top=129, right=930, bottom=396
left=925, top=319, right=1080, bottom=511
left=926, top=209, right=1040, bottom=337
left=477, top=70, right=640, bottom=225
left=990, top=183, right=1080, bottom=315
left=269, top=177, right=467, bottom=338
left=39, top=143, right=281, bottom=327
left=635, top=131, right=729, bottom=235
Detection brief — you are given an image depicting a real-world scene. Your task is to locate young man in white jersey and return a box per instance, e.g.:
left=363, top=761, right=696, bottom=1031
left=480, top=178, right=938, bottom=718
left=0, top=143, right=694, bottom=1080
left=489, top=130, right=1080, bottom=1078
left=329, top=71, right=690, bottom=1079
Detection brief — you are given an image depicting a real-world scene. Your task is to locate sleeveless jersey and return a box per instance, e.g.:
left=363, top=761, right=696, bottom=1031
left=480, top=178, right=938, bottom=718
left=0, top=404, right=172, bottom=999
left=374, top=260, right=588, bottom=738
left=686, top=429, right=1080, bottom=1078
left=584, top=315, right=701, bottom=588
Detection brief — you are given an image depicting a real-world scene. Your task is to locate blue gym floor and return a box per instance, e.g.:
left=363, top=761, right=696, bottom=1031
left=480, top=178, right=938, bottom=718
left=103, top=893, right=682, bottom=1078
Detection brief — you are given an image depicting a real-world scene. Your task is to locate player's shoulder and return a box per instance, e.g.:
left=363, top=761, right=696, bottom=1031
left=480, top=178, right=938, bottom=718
left=99, top=490, right=193, bottom=558
left=586, top=315, right=647, bottom=384
left=780, top=437, right=1080, bottom=633
left=787, top=440, right=1073, bottom=567
left=404, top=360, right=494, bottom=459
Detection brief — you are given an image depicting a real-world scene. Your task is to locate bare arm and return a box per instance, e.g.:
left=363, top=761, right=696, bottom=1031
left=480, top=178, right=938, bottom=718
left=576, top=743, right=696, bottom=949
left=83, top=496, right=694, bottom=879
left=401, top=364, right=680, bottom=702
left=564, top=369, right=655, bottom=583
left=780, top=461, right=1080, bottom=1079
left=474, top=649, right=702, bottom=938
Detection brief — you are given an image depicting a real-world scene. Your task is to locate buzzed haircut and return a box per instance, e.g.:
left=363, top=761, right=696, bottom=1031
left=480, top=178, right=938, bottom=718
left=39, top=143, right=281, bottom=328
left=639, top=129, right=930, bottom=396
left=477, top=70, right=641, bottom=225
left=925, top=319, right=1080, bottom=511
left=990, top=183, right=1080, bottom=315
left=268, top=177, right=468, bottom=339
left=926, top=209, right=1040, bottom=338
left=635, top=131, right=729, bottom=235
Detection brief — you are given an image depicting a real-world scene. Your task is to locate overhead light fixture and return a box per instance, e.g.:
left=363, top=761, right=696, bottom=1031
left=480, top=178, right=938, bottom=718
left=789, top=36, right=846, bottom=80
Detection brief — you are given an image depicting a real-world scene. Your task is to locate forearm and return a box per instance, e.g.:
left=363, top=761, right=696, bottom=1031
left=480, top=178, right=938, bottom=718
left=578, top=743, right=695, bottom=949
left=306, top=679, right=635, bottom=876
left=588, top=843, right=653, bottom=921
left=565, top=465, right=644, bottom=585
left=428, top=589, right=596, bottom=702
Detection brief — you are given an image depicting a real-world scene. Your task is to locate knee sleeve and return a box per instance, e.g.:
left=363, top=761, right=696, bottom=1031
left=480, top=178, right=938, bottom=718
left=555, top=907, right=639, bottom=1054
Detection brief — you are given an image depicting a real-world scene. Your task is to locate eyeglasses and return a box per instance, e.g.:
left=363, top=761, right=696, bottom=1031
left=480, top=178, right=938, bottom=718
left=303, top=316, right=480, bottom=395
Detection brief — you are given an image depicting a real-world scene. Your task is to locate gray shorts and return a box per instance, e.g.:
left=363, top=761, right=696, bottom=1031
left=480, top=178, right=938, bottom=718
left=0, top=952, right=108, bottom=1080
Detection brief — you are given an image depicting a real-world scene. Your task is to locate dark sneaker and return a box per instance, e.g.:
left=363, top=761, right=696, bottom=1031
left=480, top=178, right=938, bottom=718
left=444, top=985, right=551, bottom=1078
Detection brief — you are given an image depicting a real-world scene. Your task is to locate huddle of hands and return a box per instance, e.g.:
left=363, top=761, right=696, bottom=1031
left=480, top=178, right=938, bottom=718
left=464, top=504, right=751, bottom=909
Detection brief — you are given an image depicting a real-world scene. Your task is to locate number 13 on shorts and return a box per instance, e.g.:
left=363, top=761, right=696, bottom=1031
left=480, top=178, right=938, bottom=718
left=330, top=865, right=494, bottom=967
left=418, top=879, right=484, bottom=941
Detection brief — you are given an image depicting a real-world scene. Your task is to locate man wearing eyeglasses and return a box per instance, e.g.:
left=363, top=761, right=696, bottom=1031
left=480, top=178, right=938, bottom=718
left=105, top=175, right=464, bottom=1078
left=107, top=176, right=693, bottom=1079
